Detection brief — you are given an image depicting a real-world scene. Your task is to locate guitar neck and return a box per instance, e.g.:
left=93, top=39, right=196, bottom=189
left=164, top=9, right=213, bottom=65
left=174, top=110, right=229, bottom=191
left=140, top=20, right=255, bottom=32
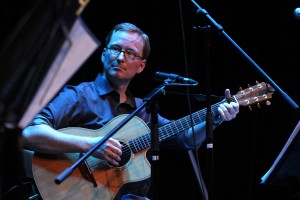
left=128, top=97, right=234, bottom=153
left=158, top=99, right=227, bottom=141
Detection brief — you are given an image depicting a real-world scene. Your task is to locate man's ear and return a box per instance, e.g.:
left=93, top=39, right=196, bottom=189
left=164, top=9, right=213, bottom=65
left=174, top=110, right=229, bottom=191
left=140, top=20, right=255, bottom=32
left=101, top=49, right=106, bottom=62
left=136, top=60, right=146, bottom=74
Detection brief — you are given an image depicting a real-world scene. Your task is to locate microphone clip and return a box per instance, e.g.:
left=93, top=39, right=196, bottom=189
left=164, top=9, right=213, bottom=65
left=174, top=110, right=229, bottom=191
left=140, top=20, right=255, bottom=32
left=154, top=71, right=198, bottom=86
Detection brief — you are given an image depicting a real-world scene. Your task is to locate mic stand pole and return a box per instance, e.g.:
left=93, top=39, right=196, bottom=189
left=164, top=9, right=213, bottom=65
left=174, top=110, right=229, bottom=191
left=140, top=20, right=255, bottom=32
left=144, top=87, right=164, bottom=200
left=193, top=24, right=215, bottom=200
left=202, top=26, right=214, bottom=200
left=55, top=84, right=166, bottom=189
left=190, top=0, right=299, bottom=111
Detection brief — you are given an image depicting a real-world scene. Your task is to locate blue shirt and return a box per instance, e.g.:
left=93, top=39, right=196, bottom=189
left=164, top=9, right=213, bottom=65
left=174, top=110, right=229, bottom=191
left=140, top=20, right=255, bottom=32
left=30, top=74, right=192, bottom=150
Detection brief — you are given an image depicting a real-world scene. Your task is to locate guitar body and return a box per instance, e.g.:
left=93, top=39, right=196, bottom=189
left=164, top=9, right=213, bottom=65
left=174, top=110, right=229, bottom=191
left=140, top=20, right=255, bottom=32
left=31, top=115, right=151, bottom=200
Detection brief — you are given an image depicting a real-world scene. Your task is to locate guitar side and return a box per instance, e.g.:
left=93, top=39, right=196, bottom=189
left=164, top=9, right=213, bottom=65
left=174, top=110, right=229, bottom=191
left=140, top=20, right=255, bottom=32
left=32, top=115, right=151, bottom=200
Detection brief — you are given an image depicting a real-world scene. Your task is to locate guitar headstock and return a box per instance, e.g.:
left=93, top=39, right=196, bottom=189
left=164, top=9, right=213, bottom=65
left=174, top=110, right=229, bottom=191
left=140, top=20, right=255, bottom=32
left=235, top=81, right=275, bottom=110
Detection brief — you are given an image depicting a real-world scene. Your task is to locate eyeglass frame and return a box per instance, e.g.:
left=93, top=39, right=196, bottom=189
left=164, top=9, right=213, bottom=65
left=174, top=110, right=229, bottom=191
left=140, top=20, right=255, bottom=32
left=106, top=46, right=144, bottom=60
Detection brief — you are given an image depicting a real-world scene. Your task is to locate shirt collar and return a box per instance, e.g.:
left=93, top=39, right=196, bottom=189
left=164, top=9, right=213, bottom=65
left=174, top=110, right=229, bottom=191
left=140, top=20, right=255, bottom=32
left=94, top=73, right=115, bottom=96
left=94, top=73, right=136, bottom=108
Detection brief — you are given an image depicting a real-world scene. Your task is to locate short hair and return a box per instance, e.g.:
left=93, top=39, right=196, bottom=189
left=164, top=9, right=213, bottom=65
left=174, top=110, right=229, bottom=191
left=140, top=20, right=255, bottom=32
left=105, top=22, right=150, bottom=59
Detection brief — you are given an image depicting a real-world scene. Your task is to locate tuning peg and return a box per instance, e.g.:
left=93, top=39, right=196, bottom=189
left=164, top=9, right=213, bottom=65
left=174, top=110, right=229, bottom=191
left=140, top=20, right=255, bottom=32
left=257, top=103, right=261, bottom=109
left=239, top=87, right=243, bottom=91
left=248, top=105, right=252, bottom=111
left=265, top=101, right=271, bottom=106
left=255, top=80, right=259, bottom=84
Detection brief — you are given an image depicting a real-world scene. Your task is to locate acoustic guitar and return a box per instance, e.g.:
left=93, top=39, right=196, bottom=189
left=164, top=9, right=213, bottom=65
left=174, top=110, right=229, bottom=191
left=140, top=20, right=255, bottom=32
left=29, top=82, right=274, bottom=200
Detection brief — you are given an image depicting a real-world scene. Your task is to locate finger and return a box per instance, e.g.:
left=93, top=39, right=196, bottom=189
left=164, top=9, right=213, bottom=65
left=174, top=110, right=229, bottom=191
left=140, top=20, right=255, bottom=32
left=110, top=159, right=119, bottom=166
left=108, top=156, right=120, bottom=166
left=232, top=102, right=240, bottom=113
left=224, top=89, right=231, bottom=99
left=217, top=106, right=226, bottom=121
left=102, top=144, right=122, bottom=162
left=110, top=145, right=122, bottom=157
left=219, top=104, right=234, bottom=121
left=108, top=139, right=122, bottom=156
left=223, top=103, right=237, bottom=116
left=110, top=151, right=121, bottom=162
left=109, top=152, right=121, bottom=165
left=226, top=102, right=239, bottom=115
left=104, top=151, right=120, bottom=166
left=110, top=138, right=122, bottom=149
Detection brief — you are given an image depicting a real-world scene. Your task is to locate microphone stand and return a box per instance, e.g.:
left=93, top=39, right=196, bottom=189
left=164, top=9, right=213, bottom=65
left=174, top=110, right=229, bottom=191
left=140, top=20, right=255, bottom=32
left=193, top=23, right=215, bottom=200
left=144, top=87, right=163, bottom=200
left=203, top=26, right=215, bottom=200
left=190, top=0, right=300, bottom=199
left=190, top=0, right=299, bottom=111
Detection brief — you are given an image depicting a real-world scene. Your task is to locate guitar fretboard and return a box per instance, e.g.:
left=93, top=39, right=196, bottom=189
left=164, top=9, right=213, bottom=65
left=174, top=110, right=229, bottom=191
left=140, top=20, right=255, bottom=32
left=128, top=97, right=234, bottom=153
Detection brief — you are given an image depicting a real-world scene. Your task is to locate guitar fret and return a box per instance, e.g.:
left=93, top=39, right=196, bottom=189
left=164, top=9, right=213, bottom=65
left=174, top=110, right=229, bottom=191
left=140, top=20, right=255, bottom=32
left=168, top=123, right=176, bottom=138
left=137, top=138, right=143, bottom=150
left=137, top=138, right=143, bottom=151
left=129, top=134, right=151, bottom=153
left=180, top=117, right=187, bottom=130
left=164, top=123, right=173, bottom=139
left=136, top=139, right=142, bottom=151
left=129, top=139, right=138, bottom=153
left=142, top=134, right=149, bottom=148
left=158, top=128, right=165, bottom=141
left=145, top=134, right=151, bottom=147
left=144, top=134, right=150, bottom=147
left=212, top=107, right=218, bottom=116
left=140, top=134, right=147, bottom=149
left=179, top=119, right=185, bottom=130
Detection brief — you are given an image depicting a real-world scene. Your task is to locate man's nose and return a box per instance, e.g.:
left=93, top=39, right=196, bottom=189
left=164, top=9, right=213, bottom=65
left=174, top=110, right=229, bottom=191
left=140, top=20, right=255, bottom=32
left=117, top=51, right=126, bottom=60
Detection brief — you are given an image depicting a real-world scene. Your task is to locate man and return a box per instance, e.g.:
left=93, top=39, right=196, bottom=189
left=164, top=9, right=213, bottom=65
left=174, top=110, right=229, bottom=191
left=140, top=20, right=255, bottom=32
left=22, top=22, right=239, bottom=199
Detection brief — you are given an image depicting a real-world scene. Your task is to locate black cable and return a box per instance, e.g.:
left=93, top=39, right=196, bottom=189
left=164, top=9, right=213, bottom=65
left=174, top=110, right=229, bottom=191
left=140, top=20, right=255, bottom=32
left=177, top=0, right=209, bottom=200
left=2, top=178, right=40, bottom=200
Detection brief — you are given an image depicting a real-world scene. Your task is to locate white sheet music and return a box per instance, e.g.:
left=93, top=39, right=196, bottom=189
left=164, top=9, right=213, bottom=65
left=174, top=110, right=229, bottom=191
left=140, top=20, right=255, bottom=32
left=18, top=17, right=100, bottom=128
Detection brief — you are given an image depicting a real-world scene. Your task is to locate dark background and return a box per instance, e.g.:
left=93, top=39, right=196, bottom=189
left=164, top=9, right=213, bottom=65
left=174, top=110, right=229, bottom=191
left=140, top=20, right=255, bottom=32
left=1, top=0, right=300, bottom=199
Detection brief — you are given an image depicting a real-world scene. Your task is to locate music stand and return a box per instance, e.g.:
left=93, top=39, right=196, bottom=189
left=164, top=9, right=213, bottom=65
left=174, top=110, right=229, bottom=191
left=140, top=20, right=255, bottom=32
left=0, top=1, right=99, bottom=199
left=261, top=120, right=300, bottom=186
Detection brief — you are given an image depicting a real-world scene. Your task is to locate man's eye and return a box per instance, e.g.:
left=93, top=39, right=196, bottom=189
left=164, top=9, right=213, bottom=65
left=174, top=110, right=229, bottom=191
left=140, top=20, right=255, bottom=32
left=126, top=50, right=135, bottom=56
left=111, top=46, right=120, bottom=51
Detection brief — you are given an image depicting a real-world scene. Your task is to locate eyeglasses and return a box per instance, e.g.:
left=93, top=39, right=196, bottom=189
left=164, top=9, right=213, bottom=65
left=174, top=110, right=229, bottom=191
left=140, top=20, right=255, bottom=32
left=106, top=46, right=143, bottom=60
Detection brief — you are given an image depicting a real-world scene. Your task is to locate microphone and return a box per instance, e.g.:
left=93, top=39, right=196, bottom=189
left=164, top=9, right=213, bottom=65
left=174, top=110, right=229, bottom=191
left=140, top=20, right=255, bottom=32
left=294, top=8, right=300, bottom=20
left=155, top=71, right=198, bottom=85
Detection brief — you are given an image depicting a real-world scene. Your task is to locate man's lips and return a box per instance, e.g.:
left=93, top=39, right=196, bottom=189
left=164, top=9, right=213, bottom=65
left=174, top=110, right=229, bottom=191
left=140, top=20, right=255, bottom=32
left=112, top=66, right=126, bottom=71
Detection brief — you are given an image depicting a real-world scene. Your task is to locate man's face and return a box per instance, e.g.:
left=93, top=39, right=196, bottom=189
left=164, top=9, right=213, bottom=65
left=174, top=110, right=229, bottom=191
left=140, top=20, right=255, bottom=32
left=101, top=31, right=146, bottom=84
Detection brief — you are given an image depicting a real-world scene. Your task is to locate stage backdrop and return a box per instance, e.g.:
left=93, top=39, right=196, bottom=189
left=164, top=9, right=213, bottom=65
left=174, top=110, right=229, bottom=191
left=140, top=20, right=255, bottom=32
left=1, top=1, right=299, bottom=199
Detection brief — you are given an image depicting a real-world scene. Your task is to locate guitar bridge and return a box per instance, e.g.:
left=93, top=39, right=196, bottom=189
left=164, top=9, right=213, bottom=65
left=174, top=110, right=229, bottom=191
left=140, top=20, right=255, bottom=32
left=78, top=153, right=97, bottom=187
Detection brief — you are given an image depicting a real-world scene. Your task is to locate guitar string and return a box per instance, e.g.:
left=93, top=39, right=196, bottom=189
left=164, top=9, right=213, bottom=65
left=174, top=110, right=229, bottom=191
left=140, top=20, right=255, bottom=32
left=119, top=92, right=250, bottom=157
left=86, top=101, right=223, bottom=168
left=123, top=102, right=221, bottom=153
left=91, top=84, right=267, bottom=168
left=87, top=88, right=260, bottom=168
left=87, top=96, right=237, bottom=168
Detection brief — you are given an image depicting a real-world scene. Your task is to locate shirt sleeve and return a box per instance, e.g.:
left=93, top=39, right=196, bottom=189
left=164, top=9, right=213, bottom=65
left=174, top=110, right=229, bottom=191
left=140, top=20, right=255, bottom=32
left=28, top=85, right=84, bottom=129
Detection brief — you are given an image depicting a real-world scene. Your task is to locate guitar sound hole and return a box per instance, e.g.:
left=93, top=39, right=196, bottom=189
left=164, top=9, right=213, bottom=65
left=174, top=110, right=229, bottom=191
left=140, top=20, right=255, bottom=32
left=118, top=142, right=131, bottom=167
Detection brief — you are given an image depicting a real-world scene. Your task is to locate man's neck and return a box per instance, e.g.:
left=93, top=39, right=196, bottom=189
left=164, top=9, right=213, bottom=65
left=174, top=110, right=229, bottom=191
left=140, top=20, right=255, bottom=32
left=103, top=73, right=129, bottom=103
